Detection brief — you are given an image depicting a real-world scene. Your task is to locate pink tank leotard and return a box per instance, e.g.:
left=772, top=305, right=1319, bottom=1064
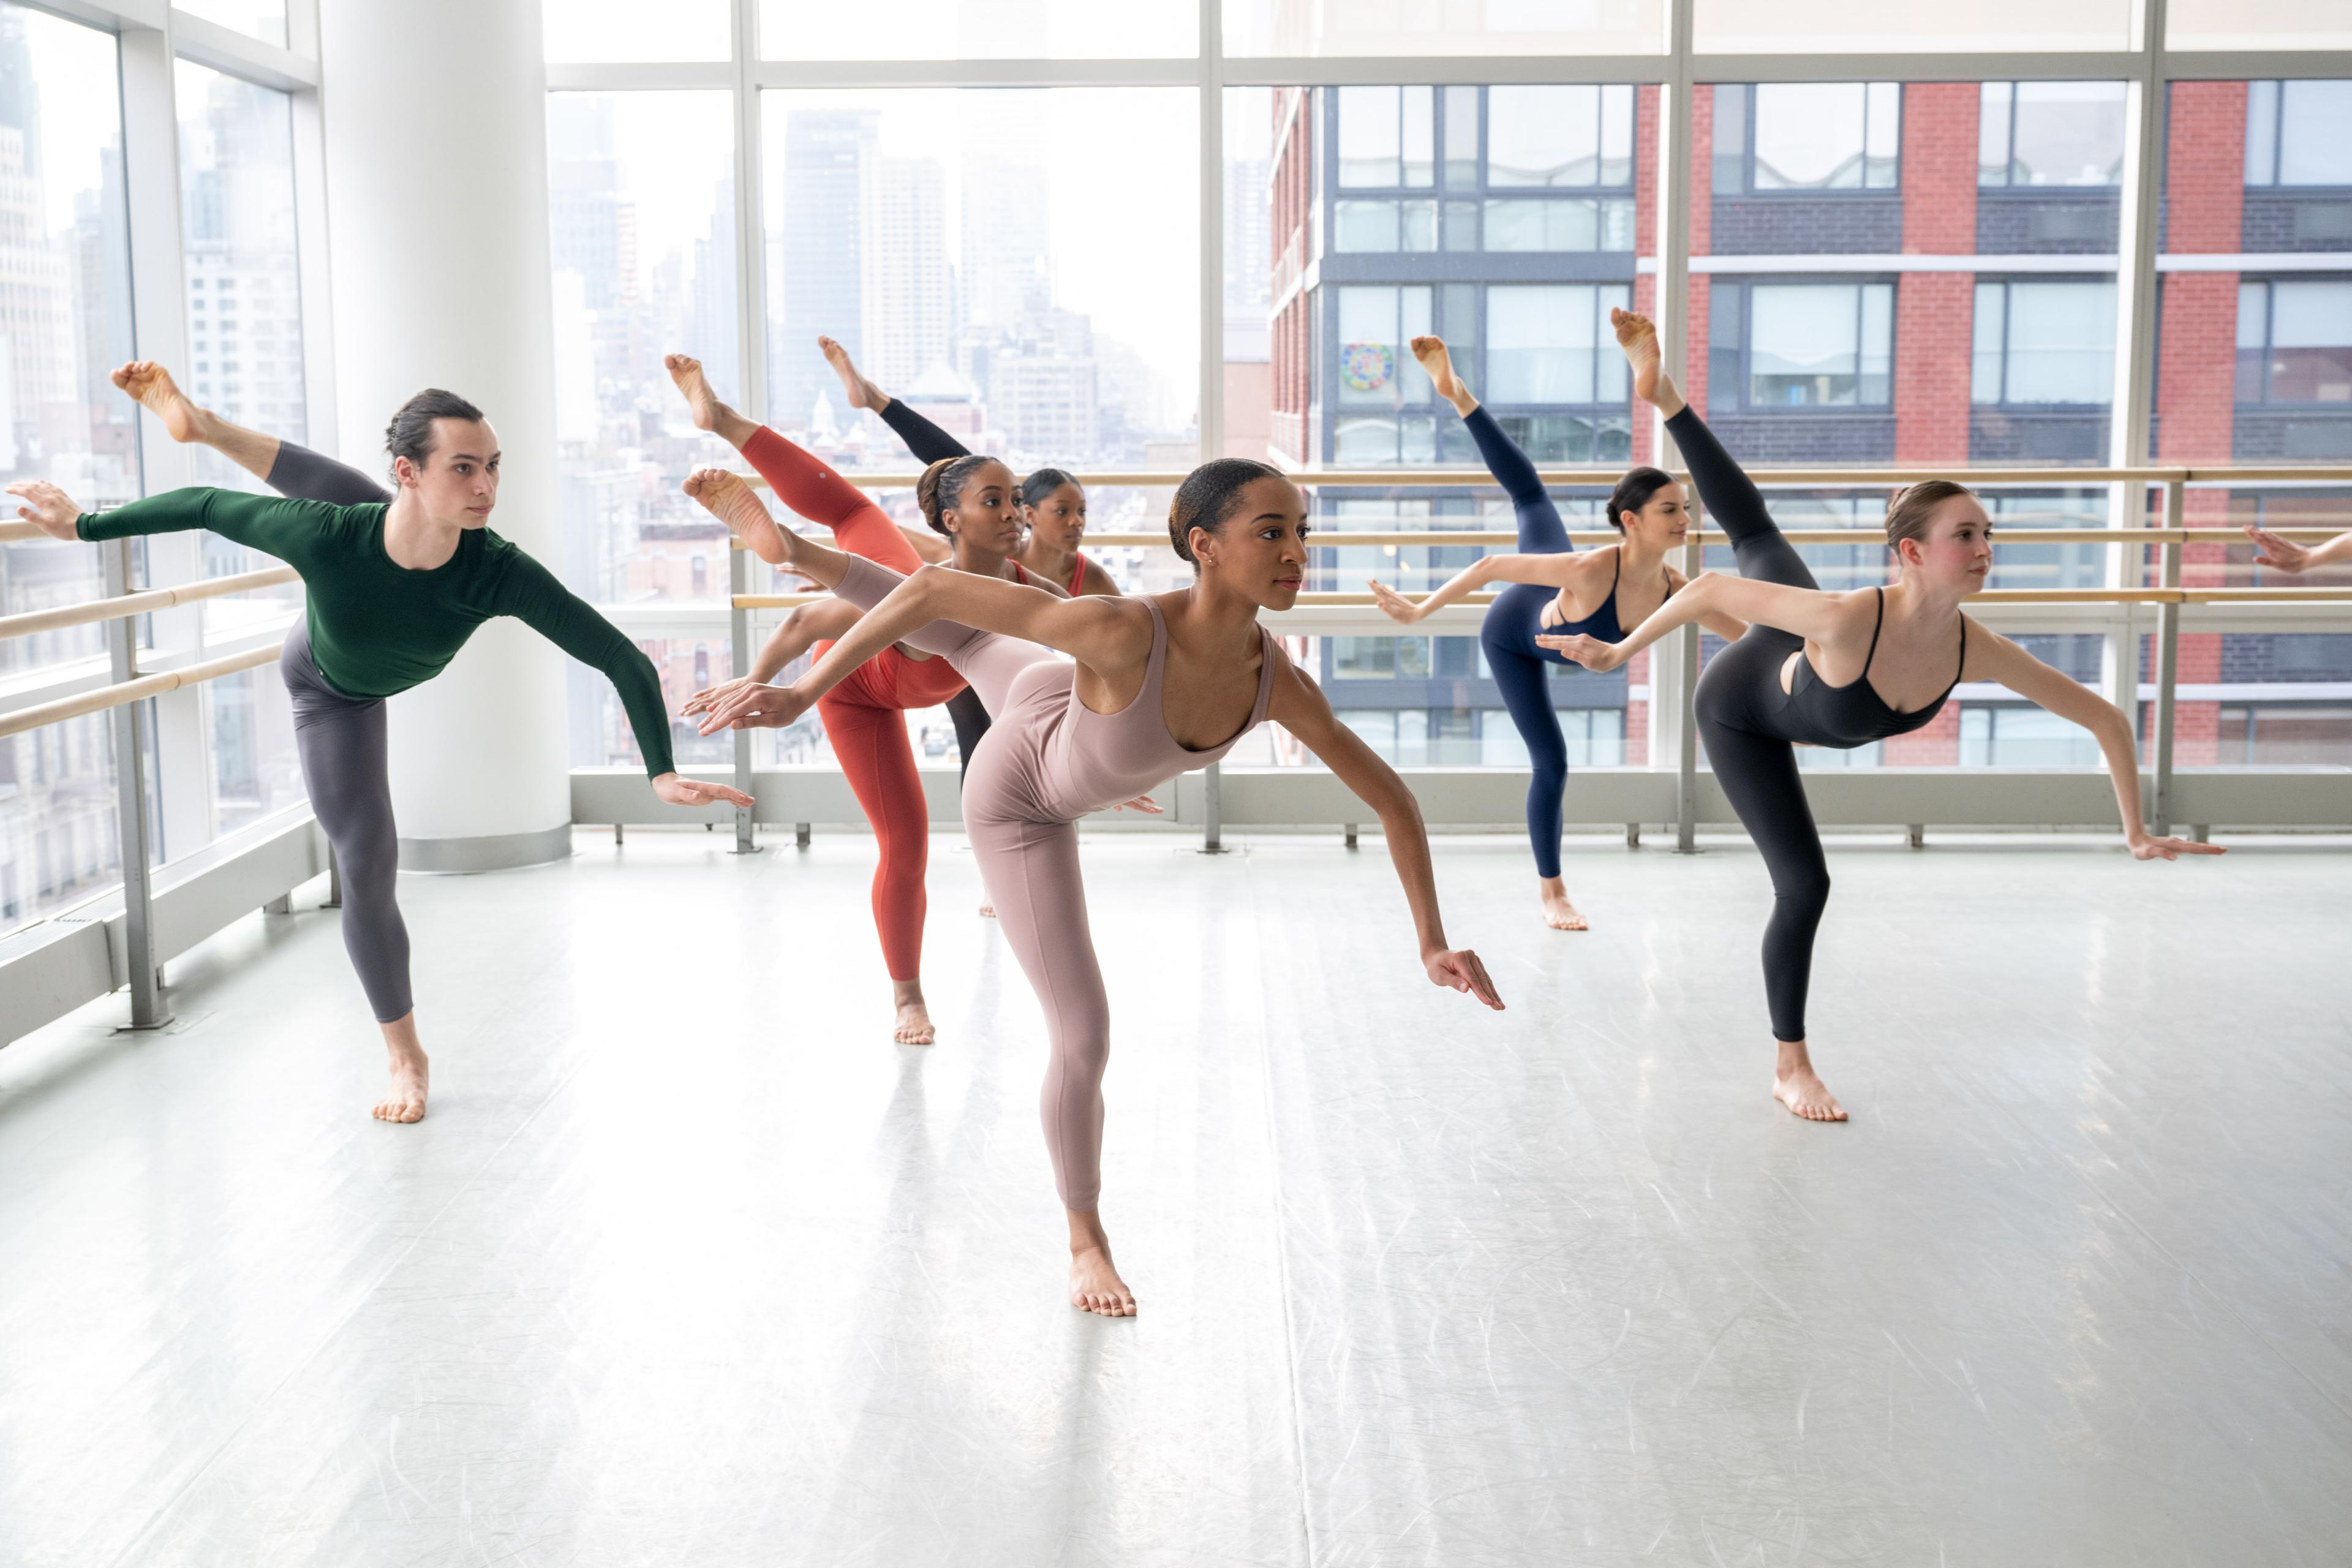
left=834, top=555, right=1283, bottom=1210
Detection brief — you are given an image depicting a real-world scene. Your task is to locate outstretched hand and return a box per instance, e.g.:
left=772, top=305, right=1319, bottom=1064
left=652, top=772, right=755, bottom=809
left=695, top=680, right=813, bottom=734
left=1534, top=631, right=1627, bottom=672
left=1112, top=794, right=1163, bottom=814
left=2131, top=834, right=2226, bottom=861
left=680, top=676, right=758, bottom=718
left=1427, top=948, right=1504, bottom=1010
left=1366, top=579, right=1428, bottom=625
left=2242, top=525, right=2310, bottom=573
left=6, top=480, right=83, bottom=540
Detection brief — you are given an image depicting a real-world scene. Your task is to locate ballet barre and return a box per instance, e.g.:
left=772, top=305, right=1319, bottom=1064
left=0, top=565, right=298, bottom=642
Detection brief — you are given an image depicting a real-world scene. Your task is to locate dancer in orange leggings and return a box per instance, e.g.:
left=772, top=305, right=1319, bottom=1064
left=665, top=352, right=969, bottom=1043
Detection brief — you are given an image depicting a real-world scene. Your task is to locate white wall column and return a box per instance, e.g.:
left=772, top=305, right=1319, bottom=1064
left=315, top=0, right=571, bottom=871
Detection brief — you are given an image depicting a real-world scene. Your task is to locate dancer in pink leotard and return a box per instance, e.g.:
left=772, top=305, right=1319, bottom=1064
left=680, top=458, right=1504, bottom=1317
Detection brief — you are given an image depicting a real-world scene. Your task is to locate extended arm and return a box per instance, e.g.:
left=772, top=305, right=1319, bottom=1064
left=1366, top=550, right=1594, bottom=625
left=2245, top=525, right=2352, bottom=575
left=1970, top=628, right=2222, bottom=860
left=679, top=598, right=863, bottom=716
left=1540, top=571, right=1855, bottom=673
left=494, top=552, right=750, bottom=806
left=1268, top=664, right=1502, bottom=1008
left=10, top=478, right=333, bottom=568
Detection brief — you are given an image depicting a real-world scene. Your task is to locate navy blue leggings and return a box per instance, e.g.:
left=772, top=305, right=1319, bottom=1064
left=1466, top=409, right=1580, bottom=880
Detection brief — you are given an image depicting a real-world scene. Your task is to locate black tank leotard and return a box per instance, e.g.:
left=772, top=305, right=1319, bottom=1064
left=1677, top=406, right=1967, bottom=1043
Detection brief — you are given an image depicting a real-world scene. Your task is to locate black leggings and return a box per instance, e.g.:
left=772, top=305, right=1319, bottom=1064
left=1670, top=407, right=1832, bottom=1044
left=263, top=441, right=416, bottom=1022
left=875, top=399, right=994, bottom=783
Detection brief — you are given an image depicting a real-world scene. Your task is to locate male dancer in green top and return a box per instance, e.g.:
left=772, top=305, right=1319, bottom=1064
left=9, top=376, right=750, bottom=1123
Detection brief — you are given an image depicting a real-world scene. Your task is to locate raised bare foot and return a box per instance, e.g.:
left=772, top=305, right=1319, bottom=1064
left=666, top=352, right=731, bottom=429
left=1070, top=1244, right=1136, bottom=1316
left=373, top=1041, right=429, bottom=1123
left=1408, top=334, right=1473, bottom=412
left=892, top=980, right=936, bottom=1045
left=1610, top=307, right=1678, bottom=412
left=1538, top=877, right=1588, bottom=932
left=818, top=335, right=889, bottom=413
left=112, top=361, right=209, bottom=443
left=1772, top=1039, right=1845, bottom=1121
left=685, top=466, right=793, bottom=566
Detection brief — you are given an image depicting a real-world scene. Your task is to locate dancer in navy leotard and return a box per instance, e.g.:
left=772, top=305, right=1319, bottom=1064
left=1549, top=309, right=2222, bottom=1122
left=1369, top=334, right=1747, bottom=930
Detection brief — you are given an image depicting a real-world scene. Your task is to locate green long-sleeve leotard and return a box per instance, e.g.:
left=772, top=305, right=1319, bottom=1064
left=77, top=486, right=676, bottom=777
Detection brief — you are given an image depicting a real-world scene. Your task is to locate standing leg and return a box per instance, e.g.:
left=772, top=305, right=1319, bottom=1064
left=965, top=808, right=1133, bottom=1317
left=1483, top=608, right=1586, bottom=931
left=286, top=647, right=428, bottom=1122
left=816, top=679, right=935, bottom=1044
left=1695, top=645, right=1846, bottom=1123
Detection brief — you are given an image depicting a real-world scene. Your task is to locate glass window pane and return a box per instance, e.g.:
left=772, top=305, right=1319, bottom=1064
left=2168, top=0, right=2352, bottom=50
left=1401, top=86, right=1434, bottom=188
left=2236, top=282, right=2270, bottom=404
left=1752, top=85, right=1867, bottom=190
left=768, top=0, right=1197, bottom=59
left=2010, top=83, right=2125, bottom=187
left=175, top=62, right=307, bottom=505
left=2002, top=280, right=2116, bottom=404
left=2266, top=281, right=2352, bottom=404
left=1864, top=83, right=1901, bottom=187
left=1973, top=283, right=2007, bottom=402
left=1333, top=199, right=1401, bottom=252
left=2244, top=80, right=2280, bottom=185
left=1488, top=86, right=1600, bottom=188
left=2276, top=82, right=2352, bottom=186
left=1979, top=83, right=2013, bottom=187
left=1488, top=284, right=1602, bottom=404
left=1338, top=86, right=1401, bottom=187
left=173, top=0, right=285, bottom=48
left=544, top=0, right=731, bottom=62
left=546, top=91, right=742, bottom=772
left=763, top=88, right=1197, bottom=472
left=1225, top=0, right=1665, bottom=56
left=1697, top=0, right=2132, bottom=51
left=1749, top=283, right=1861, bottom=406
left=0, top=3, right=137, bottom=938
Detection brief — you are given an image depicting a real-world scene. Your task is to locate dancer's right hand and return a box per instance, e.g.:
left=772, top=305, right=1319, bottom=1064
left=1367, top=579, right=1427, bottom=624
left=1535, top=631, right=1627, bottom=673
left=1427, top=948, right=1504, bottom=1010
left=2242, top=524, right=2310, bottom=573
left=679, top=676, right=756, bottom=717
left=694, top=680, right=812, bottom=734
left=6, top=480, right=81, bottom=540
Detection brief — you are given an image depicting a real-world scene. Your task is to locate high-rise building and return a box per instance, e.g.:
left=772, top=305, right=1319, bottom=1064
left=862, top=154, right=951, bottom=395
left=772, top=110, right=875, bottom=429
left=689, top=174, right=739, bottom=402
left=960, top=145, right=1049, bottom=331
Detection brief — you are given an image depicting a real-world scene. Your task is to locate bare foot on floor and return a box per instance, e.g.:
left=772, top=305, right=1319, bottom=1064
left=112, top=361, right=208, bottom=443
left=373, top=1044, right=429, bottom=1123
left=684, top=467, right=793, bottom=566
left=818, top=335, right=889, bottom=413
left=1539, top=877, right=1588, bottom=932
left=1772, top=1040, right=1846, bottom=1122
left=1070, top=1245, right=1136, bottom=1316
left=892, top=982, right=936, bottom=1045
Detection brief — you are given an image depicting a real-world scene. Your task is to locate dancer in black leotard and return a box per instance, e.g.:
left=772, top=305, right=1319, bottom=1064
left=1550, top=309, right=2223, bottom=1122
left=1367, top=334, right=1746, bottom=931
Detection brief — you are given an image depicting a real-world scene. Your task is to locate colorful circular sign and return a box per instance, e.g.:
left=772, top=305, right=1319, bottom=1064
left=1341, top=341, right=1394, bottom=393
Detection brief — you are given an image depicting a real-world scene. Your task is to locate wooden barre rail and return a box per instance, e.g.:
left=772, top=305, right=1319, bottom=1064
left=753, top=465, right=2352, bottom=489
left=733, top=525, right=2351, bottom=551
left=731, top=586, right=2352, bottom=611
left=0, top=644, right=281, bottom=741
left=0, top=565, right=299, bottom=641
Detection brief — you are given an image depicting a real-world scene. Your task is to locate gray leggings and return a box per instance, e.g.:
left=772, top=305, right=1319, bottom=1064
left=266, top=440, right=412, bottom=1022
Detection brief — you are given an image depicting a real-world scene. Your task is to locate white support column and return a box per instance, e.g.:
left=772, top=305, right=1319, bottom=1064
left=315, top=0, right=572, bottom=870
left=1198, top=0, right=1226, bottom=462
left=288, top=0, right=340, bottom=462
left=1652, top=0, right=1700, bottom=853
left=2103, top=0, right=2171, bottom=722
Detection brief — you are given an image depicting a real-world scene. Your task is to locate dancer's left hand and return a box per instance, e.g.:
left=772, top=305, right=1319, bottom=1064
left=2130, top=834, right=2226, bottom=861
left=695, top=680, right=812, bottom=734
left=652, top=772, right=755, bottom=809
left=1426, top=948, right=1504, bottom=1009
left=1535, top=631, right=1626, bottom=672
left=1112, top=794, right=1162, bottom=814
left=6, top=480, right=81, bottom=540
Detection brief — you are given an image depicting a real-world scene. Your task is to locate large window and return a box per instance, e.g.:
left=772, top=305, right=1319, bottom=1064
left=1715, top=83, right=1901, bottom=194
left=1713, top=281, right=1894, bottom=410
left=1978, top=82, right=2127, bottom=187
left=2244, top=81, right=2352, bottom=187
left=1486, top=285, right=1629, bottom=405
left=2236, top=281, right=2352, bottom=406
left=1974, top=280, right=2118, bottom=405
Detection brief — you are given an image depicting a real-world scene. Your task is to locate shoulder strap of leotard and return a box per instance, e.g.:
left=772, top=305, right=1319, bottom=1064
left=1607, top=548, right=1621, bottom=597
left=1069, top=551, right=1088, bottom=597
left=1011, top=562, right=1031, bottom=587
left=1949, top=614, right=1969, bottom=693
left=1861, top=586, right=1886, bottom=674
left=1247, top=624, right=1281, bottom=728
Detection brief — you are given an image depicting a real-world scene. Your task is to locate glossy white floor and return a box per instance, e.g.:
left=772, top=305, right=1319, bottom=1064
left=1, top=827, right=2345, bottom=1566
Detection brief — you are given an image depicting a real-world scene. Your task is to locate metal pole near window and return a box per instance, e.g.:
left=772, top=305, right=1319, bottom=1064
left=2152, top=478, right=2185, bottom=835
left=1656, top=0, right=1700, bottom=854
left=104, top=541, right=172, bottom=1031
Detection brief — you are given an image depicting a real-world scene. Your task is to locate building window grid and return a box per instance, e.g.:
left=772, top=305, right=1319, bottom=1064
left=2236, top=277, right=2352, bottom=408
left=1715, top=81, right=1903, bottom=198
left=2244, top=80, right=2352, bottom=190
